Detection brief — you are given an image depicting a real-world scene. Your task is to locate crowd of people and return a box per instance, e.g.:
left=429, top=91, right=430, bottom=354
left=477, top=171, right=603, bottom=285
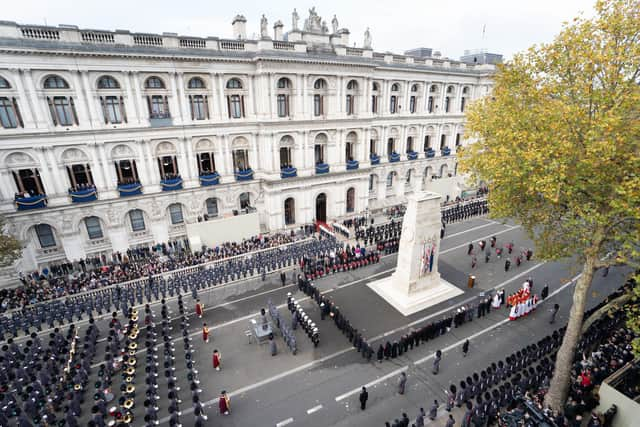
left=1, top=231, right=311, bottom=313
left=442, top=198, right=489, bottom=224
left=0, top=236, right=340, bottom=339
left=383, top=281, right=635, bottom=427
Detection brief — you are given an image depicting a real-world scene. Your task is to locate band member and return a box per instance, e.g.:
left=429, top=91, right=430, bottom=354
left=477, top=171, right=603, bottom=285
left=219, top=391, right=230, bottom=415
left=195, top=299, right=204, bottom=319
left=213, top=349, right=221, bottom=371
left=202, top=323, right=210, bottom=343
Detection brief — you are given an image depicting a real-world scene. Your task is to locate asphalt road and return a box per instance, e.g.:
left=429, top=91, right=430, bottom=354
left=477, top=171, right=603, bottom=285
left=74, top=217, right=628, bottom=427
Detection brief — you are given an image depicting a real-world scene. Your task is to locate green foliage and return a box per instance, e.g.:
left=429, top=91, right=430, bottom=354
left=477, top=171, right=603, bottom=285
left=0, top=215, right=21, bottom=267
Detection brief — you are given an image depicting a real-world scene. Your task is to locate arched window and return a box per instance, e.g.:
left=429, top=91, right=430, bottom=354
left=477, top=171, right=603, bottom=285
left=239, top=192, right=251, bottom=210
left=391, top=83, right=400, bottom=92
left=205, top=198, right=219, bottom=218
left=371, top=82, right=379, bottom=113
left=276, top=78, right=292, bottom=117
left=168, top=203, right=184, bottom=224
left=390, top=83, right=399, bottom=114
left=187, top=78, right=209, bottom=120
left=226, top=78, right=245, bottom=118
left=346, top=188, right=355, bottom=213
left=188, top=77, right=206, bottom=89
left=277, top=77, right=291, bottom=89
left=279, top=136, right=294, bottom=168
left=430, top=85, right=438, bottom=92
left=97, top=76, right=125, bottom=124
left=0, top=77, right=10, bottom=89
left=345, top=80, right=357, bottom=115
left=406, top=136, right=414, bottom=153
left=314, top=78, right=327, bottom=90
left=284, top=197, right=295, bottom=225
left=43, top=75, right=69, bottom=89
left=35, top=224, right=56, bottom=248
left=145, top=76, right=165, bottom=89
left=411, top=84, right=418, bottom=92
left=447, top=85, right=455, bottom=94
left=226, top=78, right=243, bottom=89
left=85, top=216, right=103, bottom=240
left=97, top=75, right=120, bottom=89
left=0, top=96, right=22, bottom=129
left=372, top=82, right=379, bottom=91
left=129, top=209, right=146, bottom=231
left=440, top=134, right=447, bottom=150
left=313, top=78, right=327, bottom=116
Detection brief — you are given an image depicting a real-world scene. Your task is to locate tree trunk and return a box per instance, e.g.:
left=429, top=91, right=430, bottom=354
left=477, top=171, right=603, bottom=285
left=543, top=254, right=596, bottom=411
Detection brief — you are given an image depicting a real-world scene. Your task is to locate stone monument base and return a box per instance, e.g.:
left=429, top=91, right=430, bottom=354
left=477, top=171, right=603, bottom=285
left=367, top=274, right=463, bottom=317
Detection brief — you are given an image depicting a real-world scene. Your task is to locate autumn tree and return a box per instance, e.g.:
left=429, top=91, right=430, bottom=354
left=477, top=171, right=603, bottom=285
left=0, top=215, right=21, bottom=267
left=459, top=0, right=640, bottom=411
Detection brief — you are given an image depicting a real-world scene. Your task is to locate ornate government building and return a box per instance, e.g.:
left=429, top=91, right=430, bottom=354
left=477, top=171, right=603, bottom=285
left=0, top=8, right=495, bottom=273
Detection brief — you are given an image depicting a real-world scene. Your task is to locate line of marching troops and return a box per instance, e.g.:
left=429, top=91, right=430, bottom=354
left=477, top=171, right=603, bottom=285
left=442, top=199, right=489, bottom=224
left=354, top=219, right=403, bottom=246
left=0, top=237, right=341, bottom=340
left=268, top=299, right=299, bottom=354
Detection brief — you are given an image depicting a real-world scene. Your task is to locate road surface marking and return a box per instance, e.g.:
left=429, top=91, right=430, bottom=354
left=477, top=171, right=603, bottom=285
left=440, top=225, right=521, bottom=255
left=276, top=417, right=294, bottom=426
left=443, top=221, right=502, bottom=239
left=307, top=404, right=323, bottom=414
left=334, top=272, right=580, bottom=402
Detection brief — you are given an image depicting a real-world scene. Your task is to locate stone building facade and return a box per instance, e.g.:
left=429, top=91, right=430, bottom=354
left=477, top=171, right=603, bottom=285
left=0, top=10, right=495, bottom=271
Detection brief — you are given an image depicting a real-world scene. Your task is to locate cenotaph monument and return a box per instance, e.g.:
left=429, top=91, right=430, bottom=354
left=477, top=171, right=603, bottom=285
left=368, top=191, right=463, bottom=316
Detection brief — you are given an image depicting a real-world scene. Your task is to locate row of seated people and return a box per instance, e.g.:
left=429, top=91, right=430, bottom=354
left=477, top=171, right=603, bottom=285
left=0, top=237, right=341, bottom=340
left=2, top=230, right=314, bottom=313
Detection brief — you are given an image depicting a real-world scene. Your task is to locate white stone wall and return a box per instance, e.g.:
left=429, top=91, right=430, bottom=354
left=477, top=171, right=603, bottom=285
left=0, top=24, right=494, bottom=271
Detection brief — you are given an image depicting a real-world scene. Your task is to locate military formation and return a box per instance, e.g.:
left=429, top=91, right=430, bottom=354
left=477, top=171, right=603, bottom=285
left=442, top=199, right=489, bottom=224
left=268, top=299, right=298, bottom=354
left=0, top=237, right=341, bottom=339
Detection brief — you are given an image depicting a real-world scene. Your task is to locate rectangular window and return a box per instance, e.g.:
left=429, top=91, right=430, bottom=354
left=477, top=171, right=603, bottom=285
left=198, top=153, right=215, bottom=173
left=314, top=145, right=324, bottom=164
left=390, top=96, right=397, bottom=114
left=149, top=95, right=169, bottom=118
left=206, top=199, right=219, bottom=217
left=277, top=94, right=289, bottom=117
left=371, top=95, right=378, bottom=113
left=387, top=139, right=395, bottom=154
left=232, top=150, right=249, bottom=170
left=169, top=205, right=184, bottom=224
left=191, top=95, right=206, bottom=120
left=369, top=139, right=376, bottom=155
left=280, top=147, right=292, bottom=168
left=313, top=95, right=323, bottom=116
left=229, top=95, right=243, bottom=118
left=461, top=97, right=466, bottom=112
left=36, top=224, right=56, bottom=248
left=130, top=210, right=146, bottom=231
left=409, top=96, right=416, bottom=113
left=445, top=97, right=450, bottom=113
left=103, top=96, right=122, bottom=124
left=428, top=96, right=434, bottom=113
left=85, top=217, right=103, bottom=240
left=0, top=97, right=18, bottom=128
left=346, top=95, right=354, bottom=115
left=53, top=97, right=74, bottom=126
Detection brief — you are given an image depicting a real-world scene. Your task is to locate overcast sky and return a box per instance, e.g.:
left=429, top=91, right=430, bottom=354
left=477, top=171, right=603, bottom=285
left=4, top=0, right=596, bottom=59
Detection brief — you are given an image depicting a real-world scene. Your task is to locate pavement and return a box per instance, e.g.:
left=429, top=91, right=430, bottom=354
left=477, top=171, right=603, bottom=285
left=72, top=216, right=628, bottom=427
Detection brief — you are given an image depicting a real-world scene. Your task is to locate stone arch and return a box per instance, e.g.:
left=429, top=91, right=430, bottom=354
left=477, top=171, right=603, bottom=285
left=74, top=212, right=108, bottom=233
left=3, top=151, right=38, bottom=168
left=59, top=147, right=90, bottom=164
left=284, top=196, right=296, bottom=225
left=154, top=141, right=177, bottom=156
left=40, top=73, right=72, bottom=90
left=424, top=166, right=433, bottom=181
left=122, top=207, right=151, bottom=230
left=21, top=221, right=59, bottom=242
left=440, top=163, right=449, bottom=177
left=346, top=187, right=356, bottom=213
left=195, top=138, right=217, bottom=153
left=231, top=135, right=250, bottom=149
left=406, top=168, right=415, bottom=183
left=314, top=132, right=329, bottom=144
left=166, top=202, right=188, bottom=224
left=279, top=135, right=295, bottom=147
left=110, top=143, right=136, bottom=160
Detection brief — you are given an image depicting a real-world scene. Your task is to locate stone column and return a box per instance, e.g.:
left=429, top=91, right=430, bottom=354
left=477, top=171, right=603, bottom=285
left=176, top=72, right=190, bottom=124
left=99, top=143, right=118, bottom=192
left=33, top=146, right=58, bottom=195
left=131, top=72, right=149, bottom=126
left=176, top=137, right=190, bottom=182
left=134, top=139, right=151, bottom=185
left=403, top=81, right=410, bottom=114
left=122, top=71, right=140, bottom=125
left=421, top=81, right=429, bottom=113
left=69, top=71, right=91, bottom=128
left=247, top=75, right=256, bottom=118
left=301, top=74, right=308, bottom=118
left=168, top=72, right=182, bottom=125
left=208, top=73, right=220, bottom=120
left=11, top=69, right=35, bottom=128
left=44, top=146, right=67, bottom=194
left=22, top=69, right=49, bottom=129
left=215, top=73, right=226, bottom=120
left=86, top=143, right=106, bottom=194
left=80, top=70, right=101, bottom=127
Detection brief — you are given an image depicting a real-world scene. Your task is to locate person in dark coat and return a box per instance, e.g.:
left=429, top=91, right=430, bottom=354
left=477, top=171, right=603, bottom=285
left=445, top=414, right=456, bottom=427
left=391, top=341, right=398, bottom=358
left=398, top=372, right=407, bottom=395
left=280, top=271, right=286, bottom=287
left=550, top=304, right=560, bottom=324
left=359, top=386, right=368, bottom=410
left=433, top=350, right=442, bottom=374
left=384, top=341, right=391, bottom=360
left=429, top=400, right=438, bottom=420
left=462, top=339, right=469, bottom=357
left=541, top=283, right=549, bottom=299
left=415, top=408, right=426, bottom=427
left=377, top=345, right=384, bottom=363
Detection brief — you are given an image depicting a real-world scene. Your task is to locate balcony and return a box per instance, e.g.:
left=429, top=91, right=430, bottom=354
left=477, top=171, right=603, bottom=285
left=117, top=182, right=143, bottom=197
left=346, top=159, right=359, bottom=170
left=15, top=194, right=47, bottom=211
left=315, top=163, right=330, bottom=174
left=280, top=166, right=297, bottom=179
left=160, top=176, right=183, bottom=191
left=425, top=148, right=436, bottom=158
left=370, top=153, right=380, bottom=165
left=407, top=151, right=418, bottom=161
left=69, top=187, right=97, bottom=203
left=389, top=152, right=401, bottom=163
left=442, top=147, right=451, bottom=156
left=234, top=168, right=254, bottom=182
left=149, top=113, right=173, bottom=128
left=199, top=172, right=220, bottom=186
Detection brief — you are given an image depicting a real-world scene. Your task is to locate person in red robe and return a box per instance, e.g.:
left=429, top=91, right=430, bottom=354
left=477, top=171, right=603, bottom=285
left=213, top=349, right=221, bottom=371
left=219, top=391, right=230, bottom=415
left=202, top=323, right=209, bottom=343
left=195, top=299, right=203, bottom=319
